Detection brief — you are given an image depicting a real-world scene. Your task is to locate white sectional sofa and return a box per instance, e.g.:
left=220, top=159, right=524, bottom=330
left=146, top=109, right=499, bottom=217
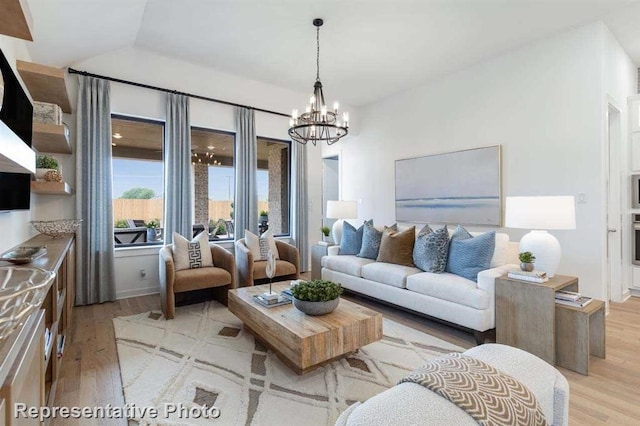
left=321, top=223, right=519, bottom=343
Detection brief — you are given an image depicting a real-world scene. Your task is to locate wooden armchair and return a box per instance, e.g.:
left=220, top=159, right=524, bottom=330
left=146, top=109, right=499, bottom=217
left=159, top=244, right=235, bottom=319
left=235, top=239, right=300, bottom=287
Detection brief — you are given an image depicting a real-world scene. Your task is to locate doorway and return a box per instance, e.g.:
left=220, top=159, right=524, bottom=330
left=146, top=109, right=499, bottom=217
left=606, top=102, right=623, bottom=302
left=322, top=156, right=340, bottom=242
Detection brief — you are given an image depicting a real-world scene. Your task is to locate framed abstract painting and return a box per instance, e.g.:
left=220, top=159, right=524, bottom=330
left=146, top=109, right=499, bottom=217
left=395, top=145, right=501, bottom=226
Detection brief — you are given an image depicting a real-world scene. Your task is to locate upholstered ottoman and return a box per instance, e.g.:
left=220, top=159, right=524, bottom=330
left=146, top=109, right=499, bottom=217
left=335, top=344, right=569, bottom=426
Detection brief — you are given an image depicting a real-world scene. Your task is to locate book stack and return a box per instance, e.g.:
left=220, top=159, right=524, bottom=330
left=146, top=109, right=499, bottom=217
left=253, top=294, right=292, bottom=308
left=507, top=269, right=549, bottom=283
left=318, top=241, right=334, bottom=246
left=555, top=290, right=593, bottom=308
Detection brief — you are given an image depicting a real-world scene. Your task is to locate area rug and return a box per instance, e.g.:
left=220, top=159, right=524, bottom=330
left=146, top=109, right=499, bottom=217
left=113, top=301, right=463, bottom=425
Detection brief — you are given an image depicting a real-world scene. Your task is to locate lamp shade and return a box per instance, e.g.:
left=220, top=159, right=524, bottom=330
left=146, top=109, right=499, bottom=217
left=326, top=200, right=357, bottom=219
left=505, top=196, right=576, bottom=230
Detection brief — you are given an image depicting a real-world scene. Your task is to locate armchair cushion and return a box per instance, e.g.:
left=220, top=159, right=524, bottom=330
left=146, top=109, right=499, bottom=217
left=174, top=267, right=232, bottom=293
left=253, top=260, right=297, bottom=280
left=245, top=229, right=279, bottom=260
left=172, top=231, right=214, bottom=271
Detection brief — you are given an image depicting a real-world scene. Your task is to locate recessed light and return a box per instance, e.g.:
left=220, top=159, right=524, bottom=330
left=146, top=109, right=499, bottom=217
left=112, top=142, right=117, bottom=147
left=207, top=145, right=215, bottom=150
left=113, top=133, right=123, bottom=139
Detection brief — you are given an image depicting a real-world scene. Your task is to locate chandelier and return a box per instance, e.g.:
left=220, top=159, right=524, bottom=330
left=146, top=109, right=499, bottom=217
left=288, top=18, right=349, bottom=146
left=191, top=151, right=221, bottom=166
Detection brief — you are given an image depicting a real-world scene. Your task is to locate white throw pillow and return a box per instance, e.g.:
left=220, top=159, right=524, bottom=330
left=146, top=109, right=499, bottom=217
left=172, top=232, right=214, bottom=271
left=245, top=229, right=279, bottom=260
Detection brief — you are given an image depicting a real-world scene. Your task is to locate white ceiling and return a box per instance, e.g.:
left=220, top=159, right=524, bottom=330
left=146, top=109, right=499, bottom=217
left=24, top=0, right=640, bottom=106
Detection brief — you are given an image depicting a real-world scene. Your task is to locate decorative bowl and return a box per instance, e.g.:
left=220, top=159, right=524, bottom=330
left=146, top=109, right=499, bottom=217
left=292, top=297, right=340, bottom=316
left=0, top=266, right=55, bottom=340
left=0, top=246, right=47, bottom=264
left=30, top=219, right=82, bottom=238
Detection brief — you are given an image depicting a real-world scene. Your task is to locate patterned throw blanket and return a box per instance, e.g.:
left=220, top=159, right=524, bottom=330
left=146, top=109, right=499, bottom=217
left=400, top=353, right=548, bottom=426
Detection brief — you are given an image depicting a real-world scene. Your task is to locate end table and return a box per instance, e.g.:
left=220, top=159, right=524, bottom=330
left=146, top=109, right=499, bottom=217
left=311, top=243, right=333, bottom=280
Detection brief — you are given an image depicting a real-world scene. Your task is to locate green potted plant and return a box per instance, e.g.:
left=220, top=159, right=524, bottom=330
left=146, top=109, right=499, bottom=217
left=290, top=279, right=343, bottom=316
left=259, top=210, right=269, bottom=224
left=35, top=155, right=59, bottom=180
left=146, top=219, right=161, bottom=242
left=519, top=251, right=536, bottom=272
left=321, top=226, right=331, bottom=242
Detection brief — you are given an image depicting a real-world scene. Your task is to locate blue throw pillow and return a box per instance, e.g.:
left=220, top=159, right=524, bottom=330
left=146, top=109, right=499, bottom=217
left=446, top=226, right=495, bottom=282
left=339, top=220, right=367, bottom=255
left=358, top=223, right=397, bottom=259
left=413, top=225, right=450, bottom=273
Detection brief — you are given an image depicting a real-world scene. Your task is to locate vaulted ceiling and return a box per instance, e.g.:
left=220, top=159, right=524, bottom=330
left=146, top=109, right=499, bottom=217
left=24, top=0, right=640, bottom=106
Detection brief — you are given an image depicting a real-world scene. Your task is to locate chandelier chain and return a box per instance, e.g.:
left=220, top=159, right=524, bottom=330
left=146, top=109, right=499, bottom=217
left=316, top=25, right=320, bottom=81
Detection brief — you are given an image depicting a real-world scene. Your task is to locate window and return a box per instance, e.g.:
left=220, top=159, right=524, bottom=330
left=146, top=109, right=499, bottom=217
left=257, top=137, right=291, bottom=236
left=111, top=116, right=164, bottom=247
left=191, top=127, right=235, bottom=240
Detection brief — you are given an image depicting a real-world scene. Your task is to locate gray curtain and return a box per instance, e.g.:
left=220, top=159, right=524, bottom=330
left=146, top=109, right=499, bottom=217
left=234, top=107, right=258, bottom=240
left=75, top=76, right=116, bottom=305
left=164, top=93, right=193, bottom=243
left=292, top=141, right=309, bottom=271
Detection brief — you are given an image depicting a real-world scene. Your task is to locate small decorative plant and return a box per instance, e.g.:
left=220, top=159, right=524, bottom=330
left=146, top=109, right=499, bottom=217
left=519, top=251, right=535, bottom=272
left=290, top=279, right=342, bottom=302
left=259, top=210, right=269, bottom=217
left=145, top=219, right=160, bottom=229
left=321, top=226, right=331, bottom=237
left=519, top=252, right=535, bottom=264
left=36, top=155, right=59, bottom=170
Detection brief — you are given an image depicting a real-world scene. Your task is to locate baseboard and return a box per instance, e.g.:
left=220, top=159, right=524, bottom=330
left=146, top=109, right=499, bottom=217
left=117, top=286, right=160, bottom=300
left=622, top=290, right=632, bottom=302
left=629, top=288, right=640, bottom=298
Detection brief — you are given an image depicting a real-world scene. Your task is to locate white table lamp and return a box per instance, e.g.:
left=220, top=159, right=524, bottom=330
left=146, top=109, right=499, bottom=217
left=505, top=196, right=576, bottom=277
left=326, top=200, right=358, bottom=244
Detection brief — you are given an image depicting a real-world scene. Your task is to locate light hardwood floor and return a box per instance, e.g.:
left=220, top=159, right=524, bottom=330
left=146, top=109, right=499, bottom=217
left=53, top=288, right=640, bottom=425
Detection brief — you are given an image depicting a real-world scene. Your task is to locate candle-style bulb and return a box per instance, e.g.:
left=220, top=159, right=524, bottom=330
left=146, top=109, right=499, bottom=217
left=306, top=106, right=311, bottom=113
left=333, top=102, right=339, bottom=112
left=292, top=109, right=298, bottom=118
left=310, top=95, right=316, bottom=104
left=289, top=118, right=294, bottom=127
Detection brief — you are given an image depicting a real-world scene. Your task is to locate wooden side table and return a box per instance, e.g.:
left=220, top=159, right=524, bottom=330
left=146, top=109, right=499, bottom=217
left=311, top=244, right=333, bottom=280
left=495, top=274, right=578, bottom=365
left=555, top=300, right=606, bottom=375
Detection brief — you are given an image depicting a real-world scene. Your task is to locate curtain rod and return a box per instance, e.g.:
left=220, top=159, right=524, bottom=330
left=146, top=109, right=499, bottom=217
left=67, top=67, right=291, bottom=118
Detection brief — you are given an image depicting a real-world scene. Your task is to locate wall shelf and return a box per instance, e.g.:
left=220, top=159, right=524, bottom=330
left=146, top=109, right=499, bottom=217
left=0, top=0, right=33, bottom=41
left=16, top=61, right=72, bottom=113
left=32, top=123, right=71, bottom=154
left=31, top=181, right=73, bottom=195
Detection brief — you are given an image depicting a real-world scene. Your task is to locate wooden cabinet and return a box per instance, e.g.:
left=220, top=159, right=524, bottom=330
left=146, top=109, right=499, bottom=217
left=0, top=311, right=44, bottom=426
left=0, top=234, right=76, bottom=417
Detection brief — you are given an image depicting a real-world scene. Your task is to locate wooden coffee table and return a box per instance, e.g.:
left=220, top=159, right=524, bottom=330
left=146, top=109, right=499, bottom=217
left=228, top=282, right=383, bottom=374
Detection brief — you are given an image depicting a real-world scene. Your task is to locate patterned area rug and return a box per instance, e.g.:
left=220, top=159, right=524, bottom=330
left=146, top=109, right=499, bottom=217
left=113, top=301, right=463, bottom=425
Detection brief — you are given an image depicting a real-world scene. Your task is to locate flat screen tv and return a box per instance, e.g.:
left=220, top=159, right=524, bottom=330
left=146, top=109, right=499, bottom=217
left=0, top=172, right=30, bottom=211
left=0, top=47, right=33, bottom=211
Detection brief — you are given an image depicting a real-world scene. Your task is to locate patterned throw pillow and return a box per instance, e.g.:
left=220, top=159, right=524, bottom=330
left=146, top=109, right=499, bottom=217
left=245, top=229, right=279, bottom=261
left=377, top=226, right=416, bottom=266
left=446, top=225, right=496, bottom=282
left=172, top=231, right=214, bottom=271
left=358, top=223, right=397, bottom=260
left=413, top=225, right=450, bottom=273
left=339, top=220, right=370, bottom=255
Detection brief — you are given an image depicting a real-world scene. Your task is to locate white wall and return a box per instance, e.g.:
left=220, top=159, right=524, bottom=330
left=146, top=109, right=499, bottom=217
left=324, top=22, right=636, bottom=300
left=71, top=47, right=357, bottom=298
left=0, top=36, right=36, bottom=253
